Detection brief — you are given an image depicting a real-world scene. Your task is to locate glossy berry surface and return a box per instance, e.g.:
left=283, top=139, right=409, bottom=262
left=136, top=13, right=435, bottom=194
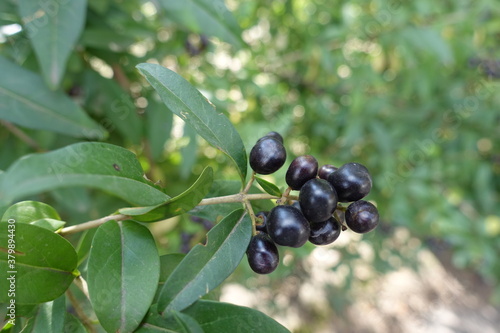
left=249, top=137, right=286, bottom=175
left=255, top=211, right=268, bottom=232
left=309, top=217, right=341, bottom=245
left=327, top=162, right=372, bottom=202
left=345, top=200, right=379, bottom=233
left=299, top=179, right=338, bottom=223
left=246, top=233, right=279, bottom=274
left=267, top=205, right=310, bottom=247
left=318, top=164, right=338, bottom=180
left=285, top=155, right=318, bottom=190
left=262, top=131, right=284, bottom=144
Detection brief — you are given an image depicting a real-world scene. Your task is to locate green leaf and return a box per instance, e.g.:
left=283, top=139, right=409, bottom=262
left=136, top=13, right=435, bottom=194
left=18, top=0, right=87, bottom=89
left=63, top=313, right=87, bottom=333
left=146, top=99, right=174, bottom=161
left=154, top=254, right=186, bottom=303
left=0, top=142, right=170, bottom=213
left=0, top=223, right=78, bottom=304
left=119, top=167, right=213, bottom=222
left=183, top=300, right=291, bottom=333
left=136, top=63, right=247, bottom=184
left=1, top=201, right=60, bottom=222
left=136, top=305, right=202, bottom=333
left=255, top=177, right=282, bottom=197
left=180, top=124, right=198, bottom=179
left=157, top=209, right=251, bottom=313
left=87, top=220, right=160, bottom=333
left=83, top=70, right=143, bottom=144
left=0, top=56, right=106, bottom=139
left=28, top=218, right=66, bottom=232
left=158, top=0, right=244, bottom=47
left=28, top=296, right=66, bottom=333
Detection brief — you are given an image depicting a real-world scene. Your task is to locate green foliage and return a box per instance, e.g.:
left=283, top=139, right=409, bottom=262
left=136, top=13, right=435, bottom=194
left=0, top=0, right=498, bottom=331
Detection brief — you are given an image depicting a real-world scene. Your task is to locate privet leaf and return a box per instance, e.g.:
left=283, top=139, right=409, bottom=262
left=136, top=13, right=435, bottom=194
left=87, top=220, right=160, bottom=333
left=136, top=305, right=203, bottom=333
left=0, top=56, right=106, bottom=139
left=1, top=201, right=65, bottom=231
left=255, top=177, right=282, bottom=197
left=28, top=296, right=66, bottom=333
left=0, top=223, right=78, bottom=304
left=0, top=142, right=169, bottom=214
left=18, top=0, right=87, bottom=89
left=183, top=300, right=291, bottom=333
left=119, top=167, right=213, bottom=222
left=158, top=0, right=244, bottom=47
left=157, top=210, right=251, bottom=313
left=136, top=63, right=247, bottom=184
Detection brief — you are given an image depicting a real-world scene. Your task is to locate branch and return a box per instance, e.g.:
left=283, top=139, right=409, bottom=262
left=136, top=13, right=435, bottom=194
left=59, top=214, right=130, bottom=236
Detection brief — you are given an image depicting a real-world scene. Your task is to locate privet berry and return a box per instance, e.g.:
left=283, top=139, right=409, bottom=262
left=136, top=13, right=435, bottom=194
left=345, top=200, right=379, bottom=233
left=246, top=233, right=279, bottom=274
left=249, top=137, right=286, bottom=175
left=255, top=211, right=268, bottom=232
left=318, top=164, right=338, bottom=180
left=299, top=178, right=338, bottom=223
left=309, top=217, right=341, bottom=245
left=327, top=162, right=372, bottom=202
left=267, top=205, right=310, bottom=248
left=285, top=155, right=318, bottom=190
left=261, top=131, right=284, bottom=144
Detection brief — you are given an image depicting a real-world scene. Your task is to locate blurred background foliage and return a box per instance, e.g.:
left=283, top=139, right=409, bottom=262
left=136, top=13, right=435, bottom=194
left=0, top=0, right=499, bottom=331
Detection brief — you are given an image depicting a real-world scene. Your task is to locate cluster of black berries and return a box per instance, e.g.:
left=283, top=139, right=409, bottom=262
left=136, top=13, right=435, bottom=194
left=246, top=132, right=379, bottom=274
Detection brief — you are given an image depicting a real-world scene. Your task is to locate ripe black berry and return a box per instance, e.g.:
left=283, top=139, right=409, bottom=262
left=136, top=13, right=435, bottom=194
left=246, top=233, right=279, bottom=274
left=309, top=217, right=341, bottom=245
left=345, top=200, right=379, bottom=233
left=318, top=164, right=338, bottom=180
left=255, top=211, right=268, bottom=232
left=249, top=137, right=286, bottom=175
left=299, top=179, right=338, bottom=223
left=327, top=162, right=372, bottom=202
left=261, top=131, right=284, bottom=144
left=267, top=205, right=310, bottom=247
left=285, top=155, right=318, bottom=190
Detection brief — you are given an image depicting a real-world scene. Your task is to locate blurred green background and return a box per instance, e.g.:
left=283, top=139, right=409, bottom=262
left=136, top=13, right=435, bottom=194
left=1, top=0, right=499, bottom=331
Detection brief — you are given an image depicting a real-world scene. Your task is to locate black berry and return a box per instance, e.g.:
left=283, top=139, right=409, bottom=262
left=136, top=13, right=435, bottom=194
left=246, top=233, right=279, bottom=274
left=327, top=162, right=372, bottom=202
left=318, top=164, right=338, bottom=180
left=299, top=178, right=338, bottom=223
left=255, top=211, right=268, bottom=232
left=309, top=217, right=341, bottom=245
left=285, top=155, right=318, bottom=190
left=249, top=137, right=286, bottom=175
left=261, top=131, right=284, bottom=144
left=267, top=205, right=310, bottom=247
left=345, top=200, right=379, bottom=233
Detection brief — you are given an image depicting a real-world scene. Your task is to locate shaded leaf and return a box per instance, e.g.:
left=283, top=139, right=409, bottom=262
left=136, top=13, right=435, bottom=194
left=158, top=0, right=244, bottom=47
left=119, top=166, right=213, bottom=222
left=136, top=305, right=202, bottom=333
left=63, top=313, right=87, bottom=333
left=136, top=63, right=247, bottom=183
left=146, top=99, right=174, bottom=161
left=0, top=142, right=170, bottom=214
left=154, top=254, right=186, bottom=303
left=0, top=56, right=106, bottom=139
left=157, top=210, right=251, bottom=313
left=87, top=220, right=160, bottom=333
left=183, top=300, right=291, bottom=333
left=0, top=223, right=78, bottom=304
left=28, top=296, right=66, bottom=333
left=18, top=0, right=87, bottom=89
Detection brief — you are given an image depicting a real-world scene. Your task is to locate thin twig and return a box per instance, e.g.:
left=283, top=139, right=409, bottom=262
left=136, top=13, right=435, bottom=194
left=59, top=214, right=130, bottom=236
left=0, top=120, right=44, bottom=152
left=67, top=278, right=95, bottom=333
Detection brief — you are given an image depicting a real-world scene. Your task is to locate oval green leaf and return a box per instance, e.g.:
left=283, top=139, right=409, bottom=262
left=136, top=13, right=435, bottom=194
left=158, top=0, right=244, bottom=47
left=0, top=223, right=78, bottom=304
left=136, top=63, right=247, bottom=184
left=157, top=209, right=251, bottom=313
left=0, top=57, right=106, bottom=139
left=1, top=200, right=60, bottom=222
left=183, top=300, right=291, bottom=333
left=18, top=0, right=87, bottom=89
left=137, top=305, right=202, bottom=333
left=255, top=177, right=282, bottom=197
left=119, top=166, right=213, bottom=222
left=0, top=142, right=170, bottom=214
left=87, top=220, right=160, bottom=333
